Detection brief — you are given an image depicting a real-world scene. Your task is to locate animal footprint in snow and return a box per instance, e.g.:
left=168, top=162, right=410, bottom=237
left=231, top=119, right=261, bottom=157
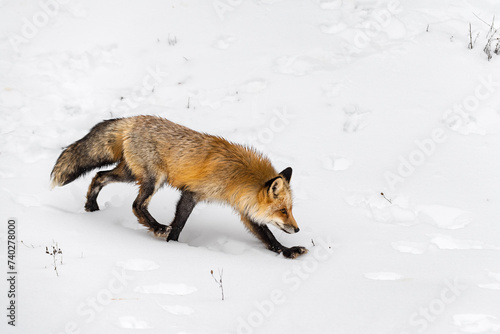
left=417, top=205, right=472, bottom=229
left=319, top=22, right=347, bottom=34
left=478, top=283, right=500, bottom=290
left=318, top=0, right=342, bottom=10
left=190, top=88, right=239, bottom=110
left=323, top=82, right=345, bottom=98
left=241, top=79, right=267, bottom=94
left=478, top=271, right=500, bottom=290
left=206, top=237, right=248, bottom=255
left=134, top=283, right=197, bottom=295
left=344, top=190, right=416, bottom=226
left=321, top=155, right=352, bottom=171
left=273, top=52, right=335, bottom=76
left=117, top=316, right=151, bottom=329
left=444, top=106, right=500, bottom=136
left=158, top=304, right=194, bottom=316
left=428, top=234, right=500, bottom=251
left=116, top=259, right=160, bottom=271
left=274, top=55, right=315, bottom=76
left=343, top=105, right=371, bottom=133
left=391, top=241, right=428, bottom=254
left=453, top=314, right=500, bottom=333
left=213, top=35, right=236, bottom=49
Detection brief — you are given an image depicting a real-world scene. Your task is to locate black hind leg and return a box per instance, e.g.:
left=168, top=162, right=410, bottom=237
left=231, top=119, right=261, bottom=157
left=166, top=191, right=198, bottom=242
left=132, top=178, right=169, bottom=238
left=85, top=161, right=134, bottom=212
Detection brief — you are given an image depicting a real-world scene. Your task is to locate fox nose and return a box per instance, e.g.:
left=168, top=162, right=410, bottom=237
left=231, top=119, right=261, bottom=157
left=294, top=227, right=300, bottom=233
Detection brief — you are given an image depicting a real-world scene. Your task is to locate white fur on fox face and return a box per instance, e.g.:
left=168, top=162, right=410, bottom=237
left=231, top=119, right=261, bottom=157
left=269, top=219, right=295, bottom=234
left=270, top=220, right=284, bottom=230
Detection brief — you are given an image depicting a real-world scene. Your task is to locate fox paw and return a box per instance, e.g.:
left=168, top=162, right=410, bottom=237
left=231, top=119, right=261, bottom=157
left=166, top=229, right=180, bottom=242
left=282, top=246, right=308, bottom=259
left=153, top=225, right=172, bottom=239
left=84, top=201, right=99, bottom=212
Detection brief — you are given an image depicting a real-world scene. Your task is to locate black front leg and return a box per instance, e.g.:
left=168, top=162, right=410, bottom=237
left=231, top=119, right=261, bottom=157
left=241, top=216, right=308, bottom=259
left=253, top=223, right=285, bottom=254
left=166, top=190, right=197, bottom=242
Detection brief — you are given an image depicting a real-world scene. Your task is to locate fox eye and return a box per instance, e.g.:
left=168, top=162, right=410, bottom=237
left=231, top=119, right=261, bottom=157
left=280, top=208, right=287, bottom=215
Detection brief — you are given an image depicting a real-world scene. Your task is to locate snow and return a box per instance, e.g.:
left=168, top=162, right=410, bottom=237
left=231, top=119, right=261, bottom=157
left=1, top=0, right=500, bottom=333
left=364, top=272, right=406, bottom=281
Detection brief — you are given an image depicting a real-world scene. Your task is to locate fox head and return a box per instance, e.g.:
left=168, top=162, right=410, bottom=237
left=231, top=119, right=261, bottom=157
left=254, top=167, right=300, bottom=234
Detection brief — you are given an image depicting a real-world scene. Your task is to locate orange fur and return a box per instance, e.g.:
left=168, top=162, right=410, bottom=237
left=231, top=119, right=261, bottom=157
left=50, top=115, right=306, bottom=258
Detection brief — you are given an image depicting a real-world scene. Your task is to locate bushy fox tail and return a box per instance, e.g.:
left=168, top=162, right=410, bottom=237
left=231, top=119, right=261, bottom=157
left=50, top=118, right=124, bottom=188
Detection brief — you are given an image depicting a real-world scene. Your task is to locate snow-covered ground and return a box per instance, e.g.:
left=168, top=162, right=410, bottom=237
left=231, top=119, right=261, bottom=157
left=1, top=1, right=500, bottom=333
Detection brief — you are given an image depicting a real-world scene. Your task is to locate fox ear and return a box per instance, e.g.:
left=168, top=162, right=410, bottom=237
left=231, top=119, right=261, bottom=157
left=279, top=167, right=292, bottom=183
left=265, top=176, right=284, bottom=199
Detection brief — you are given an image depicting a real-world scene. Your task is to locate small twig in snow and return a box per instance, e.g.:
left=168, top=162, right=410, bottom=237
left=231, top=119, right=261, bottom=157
left=468, top=23, right=474, bottom=49
left=45, top=242, right=63, bottom=277
left=211, top=269, right=224, bottom=301
left=473, top=12, right=492, bottom=27
left=168, top=34, right=177, bottom=46
left=21, top=240, right=35, bottom=248
left=381, top=192, right=392, bottom=204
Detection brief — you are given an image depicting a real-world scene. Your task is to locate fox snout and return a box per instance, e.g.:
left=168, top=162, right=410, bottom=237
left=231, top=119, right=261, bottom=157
left=273, top=223, right=299, bottom=234
left=283, top=224, right=300, bottom=234
left=274, top=211, right=300, bottom=234
left=287, top=211, right=300, bottom=233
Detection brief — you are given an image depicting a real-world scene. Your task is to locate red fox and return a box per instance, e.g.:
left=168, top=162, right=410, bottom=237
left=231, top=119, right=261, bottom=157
left=50, top=116, right=307, bottom=258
